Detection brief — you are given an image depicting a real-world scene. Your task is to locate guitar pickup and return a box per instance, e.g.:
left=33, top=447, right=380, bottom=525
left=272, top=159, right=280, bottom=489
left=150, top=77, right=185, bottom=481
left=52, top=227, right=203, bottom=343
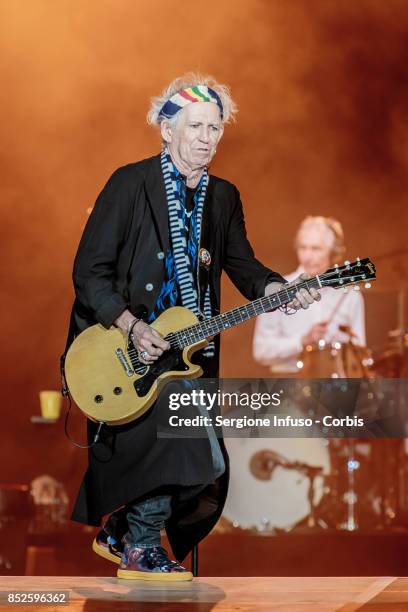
left=115, top=348, right=134, bottom=376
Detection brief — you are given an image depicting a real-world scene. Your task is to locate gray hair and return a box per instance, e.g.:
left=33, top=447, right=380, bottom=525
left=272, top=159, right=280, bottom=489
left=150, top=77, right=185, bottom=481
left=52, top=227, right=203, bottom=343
left=295, top=215, right=346, bottom=260
left=146, top=72, right=238, bottom=126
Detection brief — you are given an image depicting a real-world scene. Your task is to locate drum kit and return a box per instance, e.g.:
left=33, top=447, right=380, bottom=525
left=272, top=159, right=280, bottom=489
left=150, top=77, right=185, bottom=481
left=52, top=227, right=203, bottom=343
left=221, top=303, right=408, bottom=535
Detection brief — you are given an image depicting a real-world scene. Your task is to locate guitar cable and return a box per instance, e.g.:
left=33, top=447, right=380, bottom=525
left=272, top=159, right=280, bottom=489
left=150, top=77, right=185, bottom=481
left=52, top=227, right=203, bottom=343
left=63, top=395, right=105, bottom=449
left=60, top=354, right=105, bottom=449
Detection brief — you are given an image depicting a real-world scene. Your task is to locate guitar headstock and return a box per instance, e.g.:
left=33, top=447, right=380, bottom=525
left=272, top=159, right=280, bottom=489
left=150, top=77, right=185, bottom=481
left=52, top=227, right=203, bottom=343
left=321, top=257, right=376, bottom=291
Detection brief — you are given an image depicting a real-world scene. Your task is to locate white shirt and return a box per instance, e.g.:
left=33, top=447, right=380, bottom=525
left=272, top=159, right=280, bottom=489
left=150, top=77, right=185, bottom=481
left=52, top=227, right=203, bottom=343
left=253, top=266, right=366, bottom=372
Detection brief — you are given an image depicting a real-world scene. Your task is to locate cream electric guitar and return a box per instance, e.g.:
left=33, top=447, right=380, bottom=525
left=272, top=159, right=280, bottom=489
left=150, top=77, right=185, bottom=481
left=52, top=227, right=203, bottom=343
left=64, top=258, right=376, bottom=425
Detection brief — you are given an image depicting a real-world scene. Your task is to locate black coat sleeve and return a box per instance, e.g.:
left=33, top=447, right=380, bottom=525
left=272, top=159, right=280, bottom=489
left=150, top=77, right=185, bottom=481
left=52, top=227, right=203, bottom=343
left=72, top=167, right=134, bottom=328
left=222, top=186, right=286, bottom=300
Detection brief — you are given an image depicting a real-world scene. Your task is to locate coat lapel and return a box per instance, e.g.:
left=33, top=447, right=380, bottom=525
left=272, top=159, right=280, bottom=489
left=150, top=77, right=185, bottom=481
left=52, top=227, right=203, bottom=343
left=144, top=154, right=169, bottom=253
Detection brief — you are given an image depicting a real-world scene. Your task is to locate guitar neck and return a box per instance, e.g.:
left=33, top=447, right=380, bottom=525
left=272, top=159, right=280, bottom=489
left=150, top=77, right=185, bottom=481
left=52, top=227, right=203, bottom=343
left=172, top=276, right=322, bottom=349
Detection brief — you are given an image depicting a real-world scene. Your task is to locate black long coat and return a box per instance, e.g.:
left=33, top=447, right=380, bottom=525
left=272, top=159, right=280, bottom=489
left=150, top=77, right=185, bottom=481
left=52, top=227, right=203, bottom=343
left=68, top=153, right=285, bottom=561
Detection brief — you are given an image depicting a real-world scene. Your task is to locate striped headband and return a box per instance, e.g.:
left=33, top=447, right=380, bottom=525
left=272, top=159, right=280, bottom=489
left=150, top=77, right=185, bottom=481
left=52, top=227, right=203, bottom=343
left=158, top=85, right=224, bottom=120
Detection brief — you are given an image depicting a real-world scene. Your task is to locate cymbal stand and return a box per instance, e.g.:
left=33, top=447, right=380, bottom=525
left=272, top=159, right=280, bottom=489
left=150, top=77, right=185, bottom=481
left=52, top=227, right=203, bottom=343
left=338, top=439, right=359, bottom=531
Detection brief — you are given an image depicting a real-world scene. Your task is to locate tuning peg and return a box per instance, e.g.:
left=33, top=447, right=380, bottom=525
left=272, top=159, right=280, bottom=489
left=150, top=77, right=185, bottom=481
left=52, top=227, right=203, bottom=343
left=344, top=260, right=350, bottom=265
left=356, top=256, right=360, bottom=262
left=365, top=282, right=371, bottom=289
left=353, top=285, right=360, bottom=291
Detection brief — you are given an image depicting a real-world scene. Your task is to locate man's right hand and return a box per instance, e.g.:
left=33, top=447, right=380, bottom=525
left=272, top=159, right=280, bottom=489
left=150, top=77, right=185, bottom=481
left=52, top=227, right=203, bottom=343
left=131, top=320, right=170, bottom=364
left=301, top=322, right=328, bottom=348
left=114, top=309, right=170, bottom=364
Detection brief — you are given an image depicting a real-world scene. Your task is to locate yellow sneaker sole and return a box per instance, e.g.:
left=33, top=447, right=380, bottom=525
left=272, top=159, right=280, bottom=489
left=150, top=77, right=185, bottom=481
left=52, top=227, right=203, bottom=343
left=92, top=538, right=121, bottom=565
left=117, top=568, right=193, bottom=581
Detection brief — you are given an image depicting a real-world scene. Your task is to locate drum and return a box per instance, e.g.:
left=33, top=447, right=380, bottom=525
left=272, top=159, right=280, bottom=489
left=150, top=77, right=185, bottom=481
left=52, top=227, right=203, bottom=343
left=297, top=341, right=372, bottom=378
left=222, top=430, right=330, bottom=532
left=371, top=330, right=407, bottom=378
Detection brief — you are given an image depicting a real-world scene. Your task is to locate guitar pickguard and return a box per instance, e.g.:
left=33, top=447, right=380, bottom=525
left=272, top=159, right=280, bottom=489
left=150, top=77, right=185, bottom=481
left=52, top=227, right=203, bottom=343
left=133, top=349, right=189, bottom=397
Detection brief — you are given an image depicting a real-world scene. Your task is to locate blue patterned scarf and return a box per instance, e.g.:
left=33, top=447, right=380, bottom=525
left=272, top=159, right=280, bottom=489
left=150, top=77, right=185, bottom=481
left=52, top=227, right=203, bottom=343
left=149, top=149, right=214, bottom=357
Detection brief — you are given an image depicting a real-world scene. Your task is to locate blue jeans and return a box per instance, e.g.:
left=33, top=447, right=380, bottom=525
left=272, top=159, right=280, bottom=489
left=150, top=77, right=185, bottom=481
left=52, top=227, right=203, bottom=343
left=125, top=494, right=172, bottom=548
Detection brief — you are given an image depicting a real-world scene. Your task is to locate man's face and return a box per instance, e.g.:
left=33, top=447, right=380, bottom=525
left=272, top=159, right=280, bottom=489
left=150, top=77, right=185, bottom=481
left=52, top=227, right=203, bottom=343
left=163, top=102, right=223, bottom=169
left=296, top=226, right=332, bottom=275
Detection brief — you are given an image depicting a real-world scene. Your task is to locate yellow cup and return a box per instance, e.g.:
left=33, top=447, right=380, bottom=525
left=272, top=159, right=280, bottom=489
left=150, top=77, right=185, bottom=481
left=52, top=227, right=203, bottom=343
left=39, top=390, right=62, bottom=420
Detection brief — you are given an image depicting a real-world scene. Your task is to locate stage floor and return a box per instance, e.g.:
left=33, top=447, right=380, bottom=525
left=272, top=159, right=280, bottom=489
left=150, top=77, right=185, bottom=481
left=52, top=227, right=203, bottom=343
left=2, top=576, right=408, bottom=611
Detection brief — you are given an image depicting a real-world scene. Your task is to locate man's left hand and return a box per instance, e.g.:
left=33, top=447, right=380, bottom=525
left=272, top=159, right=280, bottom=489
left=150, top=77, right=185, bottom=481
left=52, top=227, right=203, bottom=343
left=265, top=273, right=321, bottom=310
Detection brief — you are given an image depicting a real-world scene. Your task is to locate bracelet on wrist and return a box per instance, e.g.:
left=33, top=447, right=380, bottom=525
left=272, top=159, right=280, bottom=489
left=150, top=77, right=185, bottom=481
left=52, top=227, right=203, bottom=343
left=127, top=317, right=140, bottom=341
left=126, top=318, right=139, bottom=334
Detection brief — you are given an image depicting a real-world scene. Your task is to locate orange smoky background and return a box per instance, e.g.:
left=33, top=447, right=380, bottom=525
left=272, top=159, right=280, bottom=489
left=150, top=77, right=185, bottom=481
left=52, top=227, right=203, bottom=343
left=0, top=0, right=407, bottom=483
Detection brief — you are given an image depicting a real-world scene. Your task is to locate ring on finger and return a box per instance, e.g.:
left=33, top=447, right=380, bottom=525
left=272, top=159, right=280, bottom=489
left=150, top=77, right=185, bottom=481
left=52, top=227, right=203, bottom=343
left=140, top=350, right=149, bottom=360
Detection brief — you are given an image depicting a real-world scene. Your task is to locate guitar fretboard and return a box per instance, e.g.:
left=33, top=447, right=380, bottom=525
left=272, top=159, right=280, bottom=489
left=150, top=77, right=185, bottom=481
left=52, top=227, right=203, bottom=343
left=169, top=277, right=321, bottom=349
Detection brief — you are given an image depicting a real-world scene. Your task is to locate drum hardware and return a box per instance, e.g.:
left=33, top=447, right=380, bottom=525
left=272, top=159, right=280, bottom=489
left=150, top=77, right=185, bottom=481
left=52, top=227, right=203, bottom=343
left=249, top=449, right=325, bottom=530
left=376, top=439, right=405, bottom=529
left=323, top=438, right=408, bottom=532
left=371, top=329, right=407, bottom=378
left=337, top=440, right=359, bottom=531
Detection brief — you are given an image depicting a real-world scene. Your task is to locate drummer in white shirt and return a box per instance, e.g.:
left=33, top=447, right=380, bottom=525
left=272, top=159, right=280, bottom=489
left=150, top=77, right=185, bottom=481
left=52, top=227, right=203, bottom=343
left=253, top=216, right=366, bottom=374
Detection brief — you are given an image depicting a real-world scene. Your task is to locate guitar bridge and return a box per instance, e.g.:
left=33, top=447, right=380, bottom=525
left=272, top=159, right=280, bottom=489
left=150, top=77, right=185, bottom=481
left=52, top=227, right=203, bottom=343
left=115, top=348, right=133, bottom=376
